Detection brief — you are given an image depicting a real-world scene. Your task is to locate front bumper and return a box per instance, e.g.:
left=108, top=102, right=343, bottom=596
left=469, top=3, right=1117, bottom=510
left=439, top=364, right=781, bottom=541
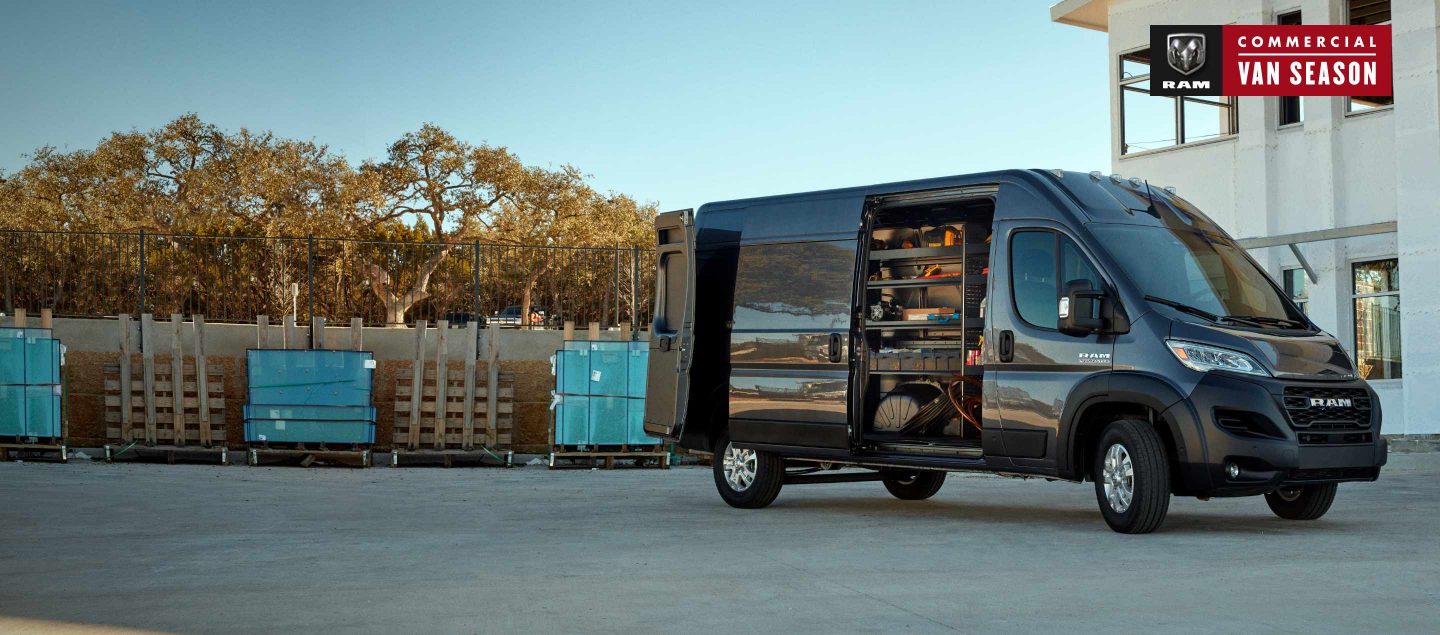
left=1160, top=372, right=1386, bottom=497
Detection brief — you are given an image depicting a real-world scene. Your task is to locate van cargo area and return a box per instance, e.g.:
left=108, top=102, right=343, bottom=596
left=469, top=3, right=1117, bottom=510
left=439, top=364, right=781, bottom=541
left=862, top=191, right=993, bottom=457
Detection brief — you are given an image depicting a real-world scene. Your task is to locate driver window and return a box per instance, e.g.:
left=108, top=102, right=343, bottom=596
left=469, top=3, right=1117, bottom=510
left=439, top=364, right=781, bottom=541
left=1012, top=230, right=1105, bottom=330
left=1012, top=231, right=1058, bottom=328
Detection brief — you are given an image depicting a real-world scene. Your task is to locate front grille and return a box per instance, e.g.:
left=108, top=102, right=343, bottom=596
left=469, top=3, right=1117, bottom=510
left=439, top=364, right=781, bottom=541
left=1282, top=386, right=1372, bottom=431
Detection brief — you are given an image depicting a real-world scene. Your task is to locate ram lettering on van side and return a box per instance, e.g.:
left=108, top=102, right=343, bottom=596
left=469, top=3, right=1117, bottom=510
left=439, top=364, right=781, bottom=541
left=1078, top=352, right=1111, bottom=364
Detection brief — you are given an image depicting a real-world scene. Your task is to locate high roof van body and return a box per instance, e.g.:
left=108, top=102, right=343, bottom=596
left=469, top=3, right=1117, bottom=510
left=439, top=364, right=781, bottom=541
left=643, top=169, right=1385, bottom=533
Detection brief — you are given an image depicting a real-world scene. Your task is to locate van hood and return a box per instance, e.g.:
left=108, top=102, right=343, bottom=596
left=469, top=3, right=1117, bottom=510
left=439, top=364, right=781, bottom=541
left=1169, top=319, right=1357, bottom=380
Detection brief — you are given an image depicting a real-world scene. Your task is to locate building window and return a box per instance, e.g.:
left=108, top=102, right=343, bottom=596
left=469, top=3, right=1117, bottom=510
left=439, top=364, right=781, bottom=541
left=1352, top=259, right=1400, bottom=379
left=1277, top=9, right=1304, bottom=126
left=1283, top=268, right=1308, bottom=315
left=1347, top=0, right=1394, bottom=113
left=1119, top=48, right=1238, bottom=154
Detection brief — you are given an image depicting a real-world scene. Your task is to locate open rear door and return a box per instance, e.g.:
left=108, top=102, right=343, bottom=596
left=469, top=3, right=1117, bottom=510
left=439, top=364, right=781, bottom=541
left=642, top=209, right=696, bottom=441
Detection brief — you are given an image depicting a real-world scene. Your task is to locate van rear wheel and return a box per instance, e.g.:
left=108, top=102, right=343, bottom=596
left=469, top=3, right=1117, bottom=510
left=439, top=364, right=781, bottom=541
left=712, top=434, right=783, bottom=509
left=882, top=471, right=946, bottom=500
left=1265, top=483, right=1337, bottom=520
left=1093, top=419, right=1171, bottom=534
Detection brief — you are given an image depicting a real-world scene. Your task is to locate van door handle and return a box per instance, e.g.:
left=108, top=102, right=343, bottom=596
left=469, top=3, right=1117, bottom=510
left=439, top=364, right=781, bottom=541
left=998, top=330, right=1014, bottom=363
left=828, top=333, right=842, bottom=363
left=657, top=335, right=672, bottom=352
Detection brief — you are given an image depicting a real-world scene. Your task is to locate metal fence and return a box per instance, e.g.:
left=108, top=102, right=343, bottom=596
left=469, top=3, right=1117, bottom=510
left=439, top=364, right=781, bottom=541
left=0, top=229, right=654, bottom=329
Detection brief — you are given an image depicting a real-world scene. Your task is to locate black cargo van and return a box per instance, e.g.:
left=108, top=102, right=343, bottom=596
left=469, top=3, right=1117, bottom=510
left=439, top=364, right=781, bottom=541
left=642, top=169, right=1386, bottom=533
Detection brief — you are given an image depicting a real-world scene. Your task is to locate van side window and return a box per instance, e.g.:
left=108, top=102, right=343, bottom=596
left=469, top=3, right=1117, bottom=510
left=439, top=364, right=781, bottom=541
left=1012, top=231, right=1059, bottom=328
left=1012, top=230, right=1103, bottom=329
left=732, top=241, right=853, bottom=329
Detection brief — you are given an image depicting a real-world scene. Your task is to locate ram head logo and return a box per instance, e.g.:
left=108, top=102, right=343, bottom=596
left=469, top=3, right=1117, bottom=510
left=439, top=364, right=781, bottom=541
left=1167, top=33, right=1206, bottom=76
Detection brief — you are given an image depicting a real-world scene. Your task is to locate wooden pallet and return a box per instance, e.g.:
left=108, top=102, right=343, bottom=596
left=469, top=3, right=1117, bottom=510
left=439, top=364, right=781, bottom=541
left=246, top=442, right=373, bottom=467
left=103, top=443, right=230, bottom=465
left=549, top=445, right=670, bottom=469
left=103, top=358, right=226, bottom=448
left=393, top=368, right=515, bottom=451
left=386, top=447, right=515, bottom=468
left=0, top=440, right=69, bottom=463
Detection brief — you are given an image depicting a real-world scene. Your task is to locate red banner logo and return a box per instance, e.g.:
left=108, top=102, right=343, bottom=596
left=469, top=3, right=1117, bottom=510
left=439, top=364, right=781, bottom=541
left=1223, top=25, right=1392, bottom=96
left=1150, top=24, right=1392, bottom=97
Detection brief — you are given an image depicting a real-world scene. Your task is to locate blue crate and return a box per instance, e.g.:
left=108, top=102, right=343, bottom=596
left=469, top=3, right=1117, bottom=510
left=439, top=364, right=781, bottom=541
left=626, top=397, right=662, bottom=446
left=627, top=342, right=648, bottom=398
left=0, top=328, right=60, bottom=386
left=244, top=419, right=375, bottom=444
left=552, top=341, right=655, bottom=447
left=247, top=349, right=373, bottom=407
left=244, top=404, right=377, bottom=422
left=244, top=349, right=375, bottom=444
left=555, top=349, right=590, bottom=396
left=554, top=340, right=648, bottom=398
left=554, top=394, right=590, bottom=446
left=0, top=385, right=23, bottom=436
left=588, top=342, right=629, bottom=397
left=589, top=396, right=629, bottom=445
left=27, top=339, right=61, bottom=385
left=0, top=385, right=62, bottom=438
left=0, top=328, right=63, bottom=439
left=0, top=332, right=25, bottom=385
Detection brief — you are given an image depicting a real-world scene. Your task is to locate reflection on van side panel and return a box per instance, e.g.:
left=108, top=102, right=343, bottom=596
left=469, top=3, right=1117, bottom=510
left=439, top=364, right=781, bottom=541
left=644, top=169, right=1385, bottom=534
left=727, top=239, right=855, bottom=445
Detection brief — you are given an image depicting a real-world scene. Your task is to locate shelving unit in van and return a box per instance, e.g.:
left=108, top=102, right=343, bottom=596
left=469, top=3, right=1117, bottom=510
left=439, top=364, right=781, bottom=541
left=865, top=239, right=988, bottom=364
left=862, top=219, right=990, bottom=445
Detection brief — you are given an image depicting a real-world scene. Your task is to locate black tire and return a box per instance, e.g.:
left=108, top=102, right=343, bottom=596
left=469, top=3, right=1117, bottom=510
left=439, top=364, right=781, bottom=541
left=882, top=471, right=946, bottom=500
left=1092, top=419, right=1171, bottom=534
left=712, top=434, right=783, bottom=509
left=1265, top=483, right=1337, bottom=520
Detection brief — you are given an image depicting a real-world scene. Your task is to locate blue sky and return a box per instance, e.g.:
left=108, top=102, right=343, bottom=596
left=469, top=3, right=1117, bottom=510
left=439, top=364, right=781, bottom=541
left=0, top=0, right=1108, bottom=210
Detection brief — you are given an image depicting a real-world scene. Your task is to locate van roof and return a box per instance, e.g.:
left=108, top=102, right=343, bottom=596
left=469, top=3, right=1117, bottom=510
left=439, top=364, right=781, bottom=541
left=694, top=168, right=1217, bottom=233
left=697, top=168, right=1047, bottom=212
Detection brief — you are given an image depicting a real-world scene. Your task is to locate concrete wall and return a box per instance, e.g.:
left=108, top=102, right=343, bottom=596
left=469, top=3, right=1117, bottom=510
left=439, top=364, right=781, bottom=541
left=13, top=315, right=646, bottom=453
left=1085, top=0, right=1439, bottom=434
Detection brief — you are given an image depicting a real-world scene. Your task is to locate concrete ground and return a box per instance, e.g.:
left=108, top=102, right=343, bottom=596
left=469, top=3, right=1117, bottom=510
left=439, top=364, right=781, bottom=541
left=2, top=454, right=1438, bottom=634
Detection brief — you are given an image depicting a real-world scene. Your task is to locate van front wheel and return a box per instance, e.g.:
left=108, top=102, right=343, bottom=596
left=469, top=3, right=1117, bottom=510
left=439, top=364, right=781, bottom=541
left=882, top=471, right=946, bottom=500
left=712, top=434, right=783, bottom=509
left=1093, top=419, right=1171, bottom=534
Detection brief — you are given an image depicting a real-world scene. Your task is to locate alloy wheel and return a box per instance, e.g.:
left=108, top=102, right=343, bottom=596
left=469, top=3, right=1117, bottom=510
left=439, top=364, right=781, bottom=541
left=722, top=443, right=758, bottom=492
left=1102, top=443, right=1135, bottom=513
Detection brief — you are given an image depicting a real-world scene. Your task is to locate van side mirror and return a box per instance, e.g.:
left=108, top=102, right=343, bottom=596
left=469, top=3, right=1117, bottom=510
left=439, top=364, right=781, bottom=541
left=1059, top=279, right=1107, bottom=336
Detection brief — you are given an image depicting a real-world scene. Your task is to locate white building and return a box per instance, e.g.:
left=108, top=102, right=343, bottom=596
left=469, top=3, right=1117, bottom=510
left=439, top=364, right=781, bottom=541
left=1051, top=0, right=1439, bottom=436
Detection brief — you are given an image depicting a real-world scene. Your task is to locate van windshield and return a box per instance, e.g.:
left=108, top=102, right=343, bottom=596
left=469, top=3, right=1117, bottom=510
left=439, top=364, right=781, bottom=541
left=1090, top=224, right=1307, bottom=326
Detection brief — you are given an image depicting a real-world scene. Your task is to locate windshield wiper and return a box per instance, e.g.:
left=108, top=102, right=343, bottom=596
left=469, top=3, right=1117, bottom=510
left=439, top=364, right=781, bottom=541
left=1143, top=295, right=1219, bottom=323
left=1143, top=296, right=1304, bottom=329
left=1222, top=314, right=1308, bottom=329
left=1217, top=315, right=1269, bottom=328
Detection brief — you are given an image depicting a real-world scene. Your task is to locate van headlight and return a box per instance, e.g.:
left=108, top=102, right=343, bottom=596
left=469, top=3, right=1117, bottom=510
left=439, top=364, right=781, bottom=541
left=1165, top=340, right=1270, bottom=376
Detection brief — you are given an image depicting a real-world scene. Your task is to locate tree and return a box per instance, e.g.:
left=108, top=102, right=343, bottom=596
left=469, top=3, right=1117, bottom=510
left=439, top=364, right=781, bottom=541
left=358, top=124, right=526, bottom=324
left=357, top=123, right=655, bottom=326
left=0, top=115, right=657, bottom=325
left=489, top=183, right=656, bottom=324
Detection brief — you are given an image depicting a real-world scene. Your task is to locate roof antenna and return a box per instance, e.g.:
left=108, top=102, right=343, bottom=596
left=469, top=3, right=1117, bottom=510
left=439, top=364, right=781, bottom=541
left=1142, top=179, right=1161, bottom=217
